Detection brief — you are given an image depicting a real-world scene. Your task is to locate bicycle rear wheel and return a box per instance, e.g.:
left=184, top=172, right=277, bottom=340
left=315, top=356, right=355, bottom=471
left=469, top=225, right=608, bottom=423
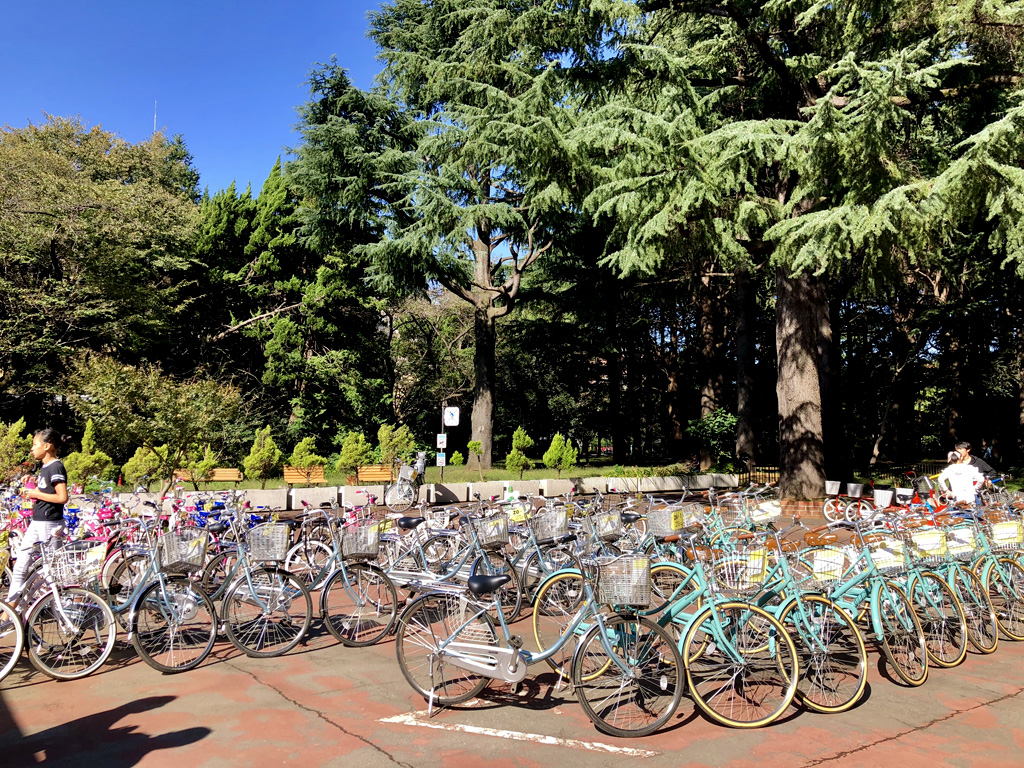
left=531, top=570, right=587, bottom=678
left=321, top=563, right=398, bottom=646
left=985, top=558, right=1024, bottom=641
left=283, top=539, right=333, bottom=589
left=0, top=598, right=25, bottom=683
left=395, top=592, right=495, bottom=706
left=682, top=601, right=798, bottom=728
left=910, top=571, right=967, bottom=668
left=26, top=587, right=117, bottom=681
left=778, top=595, right=867, bottom=714
left=384, top=482, right=416, bottom=513
left=948, top=566, right=998, bottom=654
left=131, top=578, right=217, bottom=673
left=571, top=614, right=682, bottom=737
left=223, top=568, right=312, bottom=658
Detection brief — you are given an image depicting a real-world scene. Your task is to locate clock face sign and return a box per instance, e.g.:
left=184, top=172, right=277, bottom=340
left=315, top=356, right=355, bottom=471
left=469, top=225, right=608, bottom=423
left=443, top=407, right=460, bottom=427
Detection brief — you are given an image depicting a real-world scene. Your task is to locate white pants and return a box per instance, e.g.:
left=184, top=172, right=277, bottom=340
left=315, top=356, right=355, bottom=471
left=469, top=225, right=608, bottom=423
left=7, top=520, right=64, bottom=599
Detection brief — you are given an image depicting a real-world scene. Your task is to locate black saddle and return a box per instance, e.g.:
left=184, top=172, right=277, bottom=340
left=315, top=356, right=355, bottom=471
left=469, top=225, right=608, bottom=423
left=467, top=574, right=512, bottom=595
left=397, top=516, right=426, bottom=531
left=535, top=532, right=577, bottom=548
left=621, top=512, right=642, bottom=525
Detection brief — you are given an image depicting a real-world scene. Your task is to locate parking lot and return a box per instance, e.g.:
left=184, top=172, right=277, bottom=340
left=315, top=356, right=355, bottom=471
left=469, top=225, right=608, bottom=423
left=3, top=606, right=1023, bottom=768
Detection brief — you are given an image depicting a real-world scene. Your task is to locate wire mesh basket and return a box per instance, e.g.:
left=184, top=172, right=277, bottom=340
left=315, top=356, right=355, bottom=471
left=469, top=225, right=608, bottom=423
left=647, top=506, right=685, bottom=537
left=711, top=550, right=769, bottom=594
left=863, top=534, right=906, bottom=573
left=946, top=525, right=981, bottom=561
left=985, top=519, right=1024, bottom=551
left=531, top=507, right=568, bottom=541
left=475, top=512, right=509, bottom=549
left=156, top=528, right=210, bottom=573
left=596, top=555, right=651, bottom=606
left=799, top=546, right=851, bottom=592
left=908, top=527, right=948, bottom=563
left=749, top=499, right=783, bottom=524
left=341, top=522, right=381, bottom=560
left=591, top=510, right=623, bottom=542
left=50, top=541, right=106, bottom=586
left=247, top=522, right=291, bottom=561
left=399, top=465, right=416, bottom=482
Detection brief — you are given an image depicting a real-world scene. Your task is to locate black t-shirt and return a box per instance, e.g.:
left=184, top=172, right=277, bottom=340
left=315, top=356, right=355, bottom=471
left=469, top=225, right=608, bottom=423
left=968, top=455, right=996, bottom=477
left=33, top=460, right=67, bottom=523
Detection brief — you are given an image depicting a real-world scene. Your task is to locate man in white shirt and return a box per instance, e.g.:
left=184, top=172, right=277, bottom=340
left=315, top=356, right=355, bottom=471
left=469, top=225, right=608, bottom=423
left=937, top=450, right=984, bottom=504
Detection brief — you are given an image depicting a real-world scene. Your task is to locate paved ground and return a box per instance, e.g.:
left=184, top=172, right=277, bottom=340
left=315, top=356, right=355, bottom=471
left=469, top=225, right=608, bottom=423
left=3, top=600, right=1024, bottom=768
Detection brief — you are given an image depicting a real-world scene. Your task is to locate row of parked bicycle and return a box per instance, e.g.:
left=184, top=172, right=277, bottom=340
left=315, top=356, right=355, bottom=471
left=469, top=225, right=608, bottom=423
left=0, top=478, right=1022, bottom=739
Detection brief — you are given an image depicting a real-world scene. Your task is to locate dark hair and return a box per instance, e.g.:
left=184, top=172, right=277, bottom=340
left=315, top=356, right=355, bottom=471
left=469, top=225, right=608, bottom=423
left=34, top=427, right=71, bottom=456
left=954, top=441, right=971, bottom=452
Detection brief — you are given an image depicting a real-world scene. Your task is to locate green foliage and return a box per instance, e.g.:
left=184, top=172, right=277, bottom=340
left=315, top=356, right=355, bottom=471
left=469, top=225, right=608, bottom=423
left=542, top=432, right=578, bottom=478
left=335, top=431, right=375, bottom=477
left=468, top=440, right=485, bottom=480
left=66, top=356, right=243, bottom=490
left=449, top=451, right=464, bottom=466
left=243, top=426, right=283, bottom=490
left=289, top=437, right=327, bottom=470
left=0, top=419, right=31, bottom=483
left=688, top=410, right=739, bottom=467
left=377, top=424, right=414, bottom=469
left=505, top=427, right=535, bottom=479
left=63, top=420, right=115, bottom=486
left=181, top=445, right=220, bottom=487
left=121, top=445, right=169, bottom=488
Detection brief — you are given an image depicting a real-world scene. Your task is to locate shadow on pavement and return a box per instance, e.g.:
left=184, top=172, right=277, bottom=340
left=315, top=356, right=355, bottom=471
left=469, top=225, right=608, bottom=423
left=0, top=694, right=210, bottom=767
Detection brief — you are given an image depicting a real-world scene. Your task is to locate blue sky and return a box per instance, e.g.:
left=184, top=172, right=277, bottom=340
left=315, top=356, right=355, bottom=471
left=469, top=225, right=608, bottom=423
left=2, top=1, right=384, bottom=194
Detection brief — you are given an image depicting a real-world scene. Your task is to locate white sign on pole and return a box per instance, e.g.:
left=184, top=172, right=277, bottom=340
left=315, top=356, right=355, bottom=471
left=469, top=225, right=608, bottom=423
left=436, top=433, right=447, bottom=449
left=443, top=406, right=460, bottom=427
left=436, top=452, right=446, bottom=467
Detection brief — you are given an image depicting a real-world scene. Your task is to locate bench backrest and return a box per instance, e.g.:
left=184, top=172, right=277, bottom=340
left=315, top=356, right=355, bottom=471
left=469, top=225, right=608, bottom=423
left=356, top=464, right=393, bottom=484
left=283, top=465, right=327, bottom=485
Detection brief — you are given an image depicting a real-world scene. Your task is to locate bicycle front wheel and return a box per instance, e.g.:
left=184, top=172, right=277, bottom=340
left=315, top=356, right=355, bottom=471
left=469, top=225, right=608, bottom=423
left=948, top=566, right=998, bottom=653
left=985, top=558, right=1024, bottom=641
left=26, top=587, right=118, bottom=681
left=395, top=592, right=495, bottom=706
left=223, top=568, right=312, bottom=658
left=911, top=572, right=968, bottom=668
left=321, top=563, right=398, bottom=646
left=877, top=580, right=928, bottom=686
left=0, top=598, right=25, bottom=683
left=683, top=601, right=799, bottom=728
left=471, top=551, right=523, bottom=622
left=778, top=595, right=867, bottom=714
left=571, top=614, right=682, bottom=738
left=531, top=570, right=588, bottom=679
left=283, top=539, right=333, bottom=590
left=131, top=578, right=217, bottom=673
left=384, top=481, right=416, bottom=513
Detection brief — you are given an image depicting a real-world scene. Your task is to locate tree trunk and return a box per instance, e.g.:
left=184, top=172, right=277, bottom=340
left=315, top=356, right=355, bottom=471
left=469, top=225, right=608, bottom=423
left=775, top=269, right=826, bottom=499
left=698, top=275, right=723, bottom=470
left=734, top=266, right=756, bottom=469
left=470, top=307, right=496, bottom=469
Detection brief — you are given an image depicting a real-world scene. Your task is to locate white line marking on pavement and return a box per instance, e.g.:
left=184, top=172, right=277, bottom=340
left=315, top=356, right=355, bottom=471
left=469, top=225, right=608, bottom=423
left=379, top=712, right=660, bottom=757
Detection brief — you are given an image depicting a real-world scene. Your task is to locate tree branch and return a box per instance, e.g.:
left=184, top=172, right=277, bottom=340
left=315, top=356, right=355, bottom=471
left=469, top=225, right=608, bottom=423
left=208, top=302, right=302, bottom=342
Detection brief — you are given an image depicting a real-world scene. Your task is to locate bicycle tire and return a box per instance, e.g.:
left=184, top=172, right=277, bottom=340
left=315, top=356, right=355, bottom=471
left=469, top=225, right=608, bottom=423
left=384, top=481, right=416, bottom=513
left=984, top=557, right=1024, bottom=641
left=200, top=548, right=240, bottom=599
left=947, top=566, right=998, bottom=654
left=130, top=578, right=217, bottom=673
left=572, top=614, right=683, bottom=737
left=321, top=563, right=398, bottom=646
left=107, top=552, right=150, bottom=613
left=520, top=547, right=582, bottom=604
left=471, top=551, right=523, bottom=622
left=223, top=568, right=312, bottom=658
left=821, top=498, right=843, bottom=523
left=778, top=595, right=867, bottom=714
left=395, top=591, right=494, bottom=706
left=26, top=587, right=118, bottom=681
left=0, top=598, right=25, bottom=683
left=682, top=601, right=799, bottom=728
left=844, top=499, right=874, bottom=523
left=283, top=539, right=333, bottom=589
left=531, top=570, right=587, bottom=678
left=910, top=571, right=968, bottom=668
left=877, top=580, right=928, bottom=686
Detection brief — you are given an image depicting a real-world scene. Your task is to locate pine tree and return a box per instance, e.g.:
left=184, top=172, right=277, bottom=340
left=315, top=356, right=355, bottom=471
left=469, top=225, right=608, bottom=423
left=505, top=427, right=535, bottom=479
left=244, top=426, right=283, bottom=490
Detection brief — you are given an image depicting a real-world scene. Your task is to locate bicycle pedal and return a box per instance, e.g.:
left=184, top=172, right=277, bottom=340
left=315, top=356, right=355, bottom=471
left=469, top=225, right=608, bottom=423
left=509, top=635, right=523, bottom=650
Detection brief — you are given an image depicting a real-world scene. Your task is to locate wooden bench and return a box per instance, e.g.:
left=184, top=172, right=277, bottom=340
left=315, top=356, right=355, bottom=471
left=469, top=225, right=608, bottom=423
left=283, top=465, right=327, bottom=486
left=173, top=468, right=244, bottom=485
left=356, top=464, right=393, bottom=485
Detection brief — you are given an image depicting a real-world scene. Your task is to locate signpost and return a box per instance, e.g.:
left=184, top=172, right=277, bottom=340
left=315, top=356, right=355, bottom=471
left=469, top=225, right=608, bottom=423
left=439, top=406, right=460, bottom=483
left=436, top=452, right=446, bottom=467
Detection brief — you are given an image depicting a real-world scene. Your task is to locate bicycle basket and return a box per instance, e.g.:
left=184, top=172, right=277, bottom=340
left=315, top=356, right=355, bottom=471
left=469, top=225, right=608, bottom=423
left=873, top=490, right=894, bottom=509
left=946, top=525, right=980, bottom=560
left=156, top=528, right=210, bottom=574
left=591, top=510, right=623, bottom=542
left=801, top=546, right=850, bottom=591
left=985, top=519, right=1024, bottom=550
left=399, top=465, right=415, bottom=482
left=908, top=528, right=947, bottom=563
left=51, top=541, right=106, bottom=586
left=341, top=522, right=380, bottom=561
left=647, top=506, right=684, bottom=537
left=863, top=535, right=905, bottom=573
left=596, top=555, right=651, bottom=607
left=247, top=522, right=290, bottom=561
left=749, top=500, right=783, bottom=524
left=475, top=513, right=509, bottom=549
left=711, top=550, right=768, bottom=595
left=531, top=507, right=568, bottom=541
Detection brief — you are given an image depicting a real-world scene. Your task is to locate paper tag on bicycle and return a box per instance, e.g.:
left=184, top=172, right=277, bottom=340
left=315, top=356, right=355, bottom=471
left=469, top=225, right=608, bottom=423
left=913, top=530, right=943, bottom=553
left=670, top=509, right=684, bottom=530
left=746, top=549, right=766, bottom=582
left=751, top=501, right=781, bottom=522
left=993, top=521, right=1023, bottom=545
left=85, top=546, right=106, bottom=569
left=510, top=505, right=529, bottom=523
left=874, top=540, right=903, bottom=569
left=271, top=512, right=280, bottom=522
left=375, top=518, right=393, bottom=534
left=812, top=549, right=844, bottom=581
left=948, top=528, right=975, bottom=552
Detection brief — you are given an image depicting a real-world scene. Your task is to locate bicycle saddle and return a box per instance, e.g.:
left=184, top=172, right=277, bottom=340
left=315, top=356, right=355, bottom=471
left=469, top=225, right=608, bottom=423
left=535, top=532, right=577, bottom=548
left=620, top=512, right=642, bottom=524
left=467, top=573, right=512, bottom=595
left=397, top=516, right=426, bottom=531
left=207, top=521, right=230, bottom=534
